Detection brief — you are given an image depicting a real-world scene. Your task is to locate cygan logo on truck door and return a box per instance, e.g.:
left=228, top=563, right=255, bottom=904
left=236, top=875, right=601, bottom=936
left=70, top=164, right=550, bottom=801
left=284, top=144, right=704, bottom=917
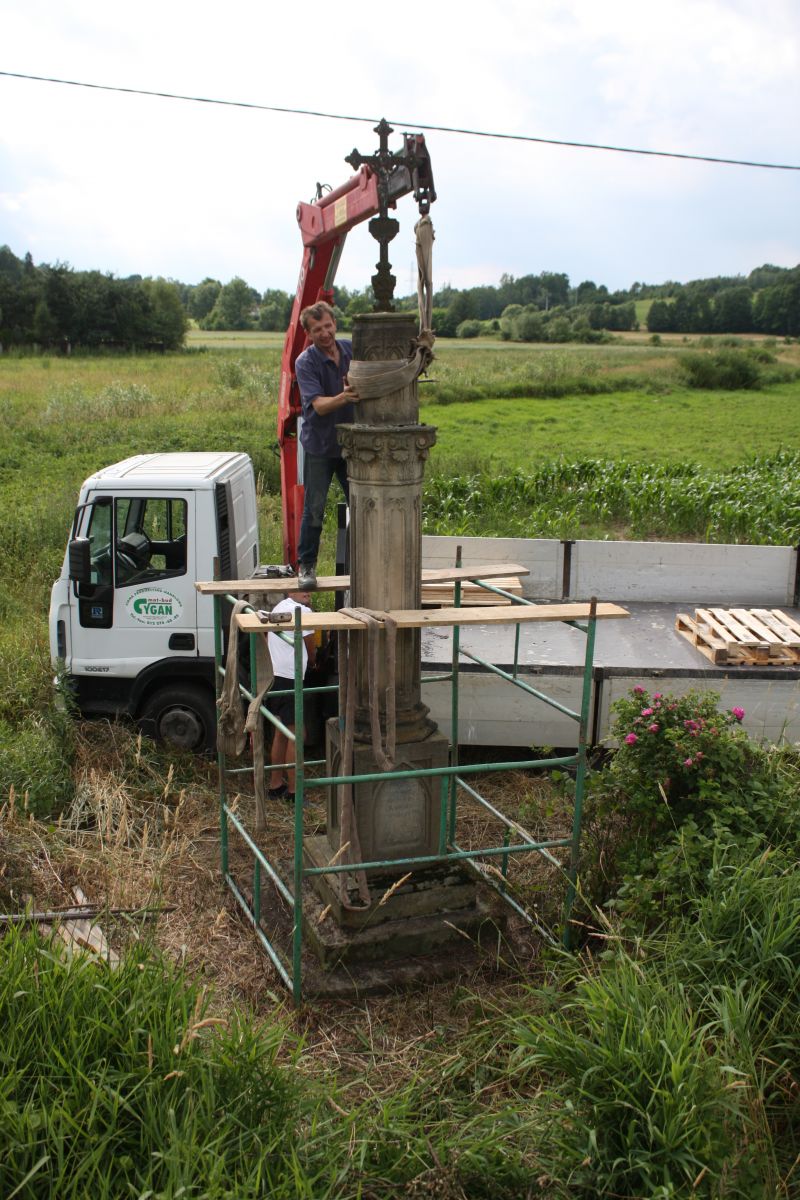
left=126, top=588, right=183, bottom=626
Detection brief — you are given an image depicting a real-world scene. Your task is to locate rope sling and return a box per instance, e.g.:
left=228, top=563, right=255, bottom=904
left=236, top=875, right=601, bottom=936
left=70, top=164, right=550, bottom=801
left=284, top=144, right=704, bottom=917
left=218, top=598, right=274, bottom=830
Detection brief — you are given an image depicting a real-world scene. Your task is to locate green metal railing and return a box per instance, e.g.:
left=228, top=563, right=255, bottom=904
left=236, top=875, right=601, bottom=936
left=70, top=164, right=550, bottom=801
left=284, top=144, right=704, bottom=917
left=213, top=572, right=599, bottom=1004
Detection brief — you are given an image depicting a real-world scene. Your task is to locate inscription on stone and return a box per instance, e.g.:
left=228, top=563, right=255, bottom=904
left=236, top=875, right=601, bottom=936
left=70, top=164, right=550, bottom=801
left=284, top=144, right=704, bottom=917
left=373, top=776, right=427, bottom=849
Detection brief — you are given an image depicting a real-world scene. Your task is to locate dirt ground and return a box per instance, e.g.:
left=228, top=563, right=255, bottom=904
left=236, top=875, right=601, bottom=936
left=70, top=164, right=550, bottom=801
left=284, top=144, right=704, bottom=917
left=1, top=721, right=575, bottom=1086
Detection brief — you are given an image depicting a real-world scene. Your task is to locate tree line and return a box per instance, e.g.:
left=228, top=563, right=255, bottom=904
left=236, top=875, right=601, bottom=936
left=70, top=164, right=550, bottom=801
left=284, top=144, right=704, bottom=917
left=645, top=268, right=800, bottom=337
left=0, top=246, right=187, bottom=351
left=1, top=243, right=798, bottom=350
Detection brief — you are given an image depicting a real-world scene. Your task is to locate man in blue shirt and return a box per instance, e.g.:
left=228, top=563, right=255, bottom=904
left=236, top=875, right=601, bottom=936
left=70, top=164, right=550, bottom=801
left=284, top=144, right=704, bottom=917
left=294, top=301, right=360, bottom=589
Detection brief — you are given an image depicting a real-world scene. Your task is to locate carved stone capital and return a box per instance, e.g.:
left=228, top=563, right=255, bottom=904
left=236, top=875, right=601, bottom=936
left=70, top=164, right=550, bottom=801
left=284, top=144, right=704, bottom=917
left=338, top=425, right=436, bottom=485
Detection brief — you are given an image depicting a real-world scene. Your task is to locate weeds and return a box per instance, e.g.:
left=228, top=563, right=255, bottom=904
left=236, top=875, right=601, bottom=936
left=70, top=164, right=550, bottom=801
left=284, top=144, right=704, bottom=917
left=512, top=956, right=737, bottom=1196
left=0, top=927, right=304, bottom=1200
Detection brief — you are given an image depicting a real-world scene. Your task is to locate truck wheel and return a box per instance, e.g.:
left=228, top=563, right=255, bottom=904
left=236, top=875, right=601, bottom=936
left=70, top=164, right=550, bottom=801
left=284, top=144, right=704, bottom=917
left=139, top=685, right=216, bottom=754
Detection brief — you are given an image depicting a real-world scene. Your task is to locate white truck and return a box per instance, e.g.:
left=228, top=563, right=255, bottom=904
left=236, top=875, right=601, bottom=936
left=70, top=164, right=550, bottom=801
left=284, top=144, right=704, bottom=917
left=49, top=452, right=260, bottom=752
left=51, top=452, right=800, bottom=756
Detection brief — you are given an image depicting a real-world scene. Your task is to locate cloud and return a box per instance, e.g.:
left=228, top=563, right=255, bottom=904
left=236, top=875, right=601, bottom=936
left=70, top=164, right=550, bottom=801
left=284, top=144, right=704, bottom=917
left=1, top=0, right=797, bottom=294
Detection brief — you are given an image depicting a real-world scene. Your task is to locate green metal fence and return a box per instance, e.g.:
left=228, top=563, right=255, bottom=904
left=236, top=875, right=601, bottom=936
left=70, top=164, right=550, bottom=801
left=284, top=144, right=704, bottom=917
left=213, top=570, right=599, bottom=1004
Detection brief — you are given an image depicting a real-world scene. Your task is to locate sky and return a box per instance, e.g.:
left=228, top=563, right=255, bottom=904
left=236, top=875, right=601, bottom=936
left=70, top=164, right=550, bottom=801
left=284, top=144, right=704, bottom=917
left=1, top=0, right=798, bottom=298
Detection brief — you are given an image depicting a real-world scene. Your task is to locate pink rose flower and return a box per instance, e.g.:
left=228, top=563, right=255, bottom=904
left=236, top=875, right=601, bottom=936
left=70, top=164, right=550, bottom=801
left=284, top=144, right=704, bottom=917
left=648, top=723, right=659, bottom=733
left=731, top=706, right=745, bottom=721
left=684, top=757, right=693, bottom=766
left=624, top=732, right=638, bottom=745
left=642, top=707, right=654, bottom=717
left=633, top=686, right=645, bottom=695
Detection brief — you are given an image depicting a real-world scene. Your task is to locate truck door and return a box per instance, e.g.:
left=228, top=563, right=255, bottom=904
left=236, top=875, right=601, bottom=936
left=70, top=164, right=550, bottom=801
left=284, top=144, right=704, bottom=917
left=70, top=493, right=198, bottom=677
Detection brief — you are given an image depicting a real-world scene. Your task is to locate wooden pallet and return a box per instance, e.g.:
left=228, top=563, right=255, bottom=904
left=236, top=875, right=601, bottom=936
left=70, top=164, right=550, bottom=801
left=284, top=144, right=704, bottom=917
left=676, top=607, right=800, bottom=666
left=421, top=577, right=523, bottom=606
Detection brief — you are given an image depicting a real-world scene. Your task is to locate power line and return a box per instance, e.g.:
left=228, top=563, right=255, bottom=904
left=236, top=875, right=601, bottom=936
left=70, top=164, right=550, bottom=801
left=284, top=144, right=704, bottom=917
left=2, top=69, right=799, bottom=173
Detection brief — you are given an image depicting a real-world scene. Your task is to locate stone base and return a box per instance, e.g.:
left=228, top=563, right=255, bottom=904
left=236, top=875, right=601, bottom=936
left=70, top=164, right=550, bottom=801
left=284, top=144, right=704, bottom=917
left=284, top=851, right=504, bottom=974
left=303, top=834, right=476, bottom=931
left=303, top=889, right=500, bottom=974
left=325, top=719, right=450, bottom=865
left=235, top=855, right=537, bottom=1000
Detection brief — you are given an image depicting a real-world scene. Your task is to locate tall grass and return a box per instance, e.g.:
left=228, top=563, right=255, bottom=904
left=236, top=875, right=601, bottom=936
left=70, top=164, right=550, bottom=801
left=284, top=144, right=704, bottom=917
left=0, top=928, right=307, bottom=1200
left=512, top=956, right=737, bottom=1196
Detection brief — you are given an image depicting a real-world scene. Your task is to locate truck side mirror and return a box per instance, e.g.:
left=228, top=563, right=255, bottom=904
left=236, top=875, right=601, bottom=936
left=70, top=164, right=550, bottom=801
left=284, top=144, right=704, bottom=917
left=68, top=537, right=92, bottom=584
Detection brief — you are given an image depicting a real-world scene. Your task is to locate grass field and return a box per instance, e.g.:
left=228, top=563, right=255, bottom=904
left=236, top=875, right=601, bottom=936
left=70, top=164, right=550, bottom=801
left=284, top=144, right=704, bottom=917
left=2, top=333, right=799, bottom=709
left=2, top=333, right=800, bottom=1197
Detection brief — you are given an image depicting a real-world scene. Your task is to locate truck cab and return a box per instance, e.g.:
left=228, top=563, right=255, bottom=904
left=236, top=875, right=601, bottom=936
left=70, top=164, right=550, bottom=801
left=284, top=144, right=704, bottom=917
left=49, top=452, right=259, bottom=751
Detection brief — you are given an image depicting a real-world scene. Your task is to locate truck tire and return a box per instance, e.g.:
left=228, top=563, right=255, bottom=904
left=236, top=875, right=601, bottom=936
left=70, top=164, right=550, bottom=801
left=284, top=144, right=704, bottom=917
left=139, top=684, right=216, bottom=754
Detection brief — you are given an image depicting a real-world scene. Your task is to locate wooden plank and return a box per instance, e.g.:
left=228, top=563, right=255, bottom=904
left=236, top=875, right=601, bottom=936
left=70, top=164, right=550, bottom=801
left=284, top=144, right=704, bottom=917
left=237, top=601, right=629, bottom=635
left=196, top=562, right=530, bottom=596
left=772, top=609, right=800, bottom=639
left=421, top=578, right=523, bottom=606
left=720, top=609, right=800, bottom=663
left=675, top=613, right=729, bottom=665
left=751, top=609, right=800, bottom=647
left=421, top=564, right=529, bottom=584
left=706, top=607, right=765, bottom=648
left=693, top=608, right=739, bottom=647
left=57, top=888, right=119, bottom=967
left=730, top=609, right=787, bottom=647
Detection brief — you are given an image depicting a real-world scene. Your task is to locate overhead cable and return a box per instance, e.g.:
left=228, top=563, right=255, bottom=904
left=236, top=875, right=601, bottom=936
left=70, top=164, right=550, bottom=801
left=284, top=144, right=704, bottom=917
left=1, top=69, right=798, bottom=172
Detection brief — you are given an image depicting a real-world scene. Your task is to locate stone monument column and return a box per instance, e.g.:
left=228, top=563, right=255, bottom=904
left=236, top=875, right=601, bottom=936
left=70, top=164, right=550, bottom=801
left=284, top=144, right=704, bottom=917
left=341, top=311, right=436, bottom=743
left=322, top=311, right=450, bottom=868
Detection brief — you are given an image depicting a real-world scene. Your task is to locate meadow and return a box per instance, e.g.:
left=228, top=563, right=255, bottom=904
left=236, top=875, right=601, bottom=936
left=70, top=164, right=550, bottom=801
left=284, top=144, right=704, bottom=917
left=2, top=332, right=800, bottom=1197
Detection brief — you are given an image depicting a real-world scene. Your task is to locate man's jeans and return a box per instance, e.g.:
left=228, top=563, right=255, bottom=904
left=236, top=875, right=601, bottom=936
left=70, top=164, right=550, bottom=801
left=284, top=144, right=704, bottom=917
left=297, top=452, right=349, bottom=567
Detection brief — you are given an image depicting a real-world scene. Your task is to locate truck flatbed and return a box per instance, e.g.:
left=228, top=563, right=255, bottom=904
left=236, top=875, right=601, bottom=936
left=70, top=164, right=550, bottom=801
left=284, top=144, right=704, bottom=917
left=416, top=537, right=800, bottom=748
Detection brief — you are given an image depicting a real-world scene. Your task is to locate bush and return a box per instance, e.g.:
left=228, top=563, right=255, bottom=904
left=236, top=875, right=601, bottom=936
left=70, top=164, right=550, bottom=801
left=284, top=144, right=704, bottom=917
left=456, top=319, right=482, bottom=339
left=605, top=686, right=752, bottom=819
left=580, top=688, right=797, bottom=924
left=680, top=349, right=761, bottom=389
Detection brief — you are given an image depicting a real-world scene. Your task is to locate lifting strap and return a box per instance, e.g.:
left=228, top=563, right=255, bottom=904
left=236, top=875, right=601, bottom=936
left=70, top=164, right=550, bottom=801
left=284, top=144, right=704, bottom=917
left=345, top=216, right=436, bottom=402
left=334, top=608, right=399, bottom=910
left=346, top=331, right=434, bottom=399
left=415, top=213, right=435, bottom=332
left=218, top=599, right=274, bottom=830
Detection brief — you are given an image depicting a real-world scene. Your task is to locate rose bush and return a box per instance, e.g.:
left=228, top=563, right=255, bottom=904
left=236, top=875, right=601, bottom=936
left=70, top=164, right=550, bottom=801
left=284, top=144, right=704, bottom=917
left=579, top=687, right=799, bottom=926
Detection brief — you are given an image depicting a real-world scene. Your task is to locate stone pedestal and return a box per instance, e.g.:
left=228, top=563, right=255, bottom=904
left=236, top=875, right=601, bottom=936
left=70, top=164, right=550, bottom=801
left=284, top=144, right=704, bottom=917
left=325, top=718, right=450, bottom=866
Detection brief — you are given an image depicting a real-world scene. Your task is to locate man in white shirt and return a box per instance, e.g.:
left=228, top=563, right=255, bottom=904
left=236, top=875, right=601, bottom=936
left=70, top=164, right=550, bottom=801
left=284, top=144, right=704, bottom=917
left=266, top=590, right=316, bottom=804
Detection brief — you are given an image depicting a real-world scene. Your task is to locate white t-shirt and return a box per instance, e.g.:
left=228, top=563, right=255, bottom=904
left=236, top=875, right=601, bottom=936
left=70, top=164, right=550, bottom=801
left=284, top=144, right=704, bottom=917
left=267, top=596, right=311, bottom=679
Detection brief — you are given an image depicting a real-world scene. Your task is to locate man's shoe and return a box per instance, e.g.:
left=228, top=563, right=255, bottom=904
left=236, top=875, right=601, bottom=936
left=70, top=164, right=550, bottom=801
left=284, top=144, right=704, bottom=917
left=268, top=783, right=288, bottom=800
left=297, top=563, right=317, bottom=590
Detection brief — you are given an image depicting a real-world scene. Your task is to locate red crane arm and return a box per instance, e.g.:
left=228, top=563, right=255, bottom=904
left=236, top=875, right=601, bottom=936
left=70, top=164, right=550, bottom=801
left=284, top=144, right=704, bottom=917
left=277, top=135, right=435, bottom=566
